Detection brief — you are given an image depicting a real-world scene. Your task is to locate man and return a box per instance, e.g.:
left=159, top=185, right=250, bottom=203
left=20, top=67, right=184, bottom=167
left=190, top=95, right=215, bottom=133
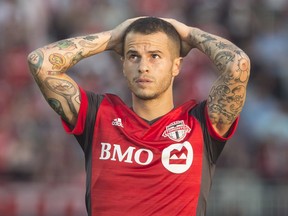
left=27, top=17, right=250, bottom=215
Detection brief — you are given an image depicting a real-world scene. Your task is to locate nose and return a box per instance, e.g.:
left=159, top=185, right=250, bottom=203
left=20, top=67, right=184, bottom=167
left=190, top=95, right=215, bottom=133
left=138, top=58, right=149, bottom=73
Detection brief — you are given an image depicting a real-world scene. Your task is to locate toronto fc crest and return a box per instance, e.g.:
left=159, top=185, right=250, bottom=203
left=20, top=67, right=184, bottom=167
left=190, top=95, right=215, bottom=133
left=162, top=120, right=191, bottom=142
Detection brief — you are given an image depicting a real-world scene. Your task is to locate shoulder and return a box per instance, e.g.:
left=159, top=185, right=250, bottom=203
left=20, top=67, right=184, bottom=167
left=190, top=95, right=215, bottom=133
left=189, top=100, right=206, bottom=121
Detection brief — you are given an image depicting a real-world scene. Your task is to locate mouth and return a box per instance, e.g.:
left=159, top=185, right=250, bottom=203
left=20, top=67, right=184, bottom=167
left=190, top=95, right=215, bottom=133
left=134, top=77, right=153, bottom=84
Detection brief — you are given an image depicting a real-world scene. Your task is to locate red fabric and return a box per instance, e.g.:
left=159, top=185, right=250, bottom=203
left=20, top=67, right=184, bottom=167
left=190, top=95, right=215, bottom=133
left=61, top=87, right=88, bottom=135
left=60, top=91, right=239, bottom=215
left=89, top=94, right=203, bottom=215
left=205, top=104, right=239, bottom=142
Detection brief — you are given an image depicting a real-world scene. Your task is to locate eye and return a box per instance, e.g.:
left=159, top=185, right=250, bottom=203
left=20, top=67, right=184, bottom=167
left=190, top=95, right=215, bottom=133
left=128, top=54, right=139, bottom=61
left=151, top=54, right=160, bottom=59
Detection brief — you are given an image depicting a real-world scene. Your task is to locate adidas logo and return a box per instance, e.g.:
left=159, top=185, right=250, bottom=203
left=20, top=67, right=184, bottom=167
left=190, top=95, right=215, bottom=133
left=112, top=118, right=124, bottom=128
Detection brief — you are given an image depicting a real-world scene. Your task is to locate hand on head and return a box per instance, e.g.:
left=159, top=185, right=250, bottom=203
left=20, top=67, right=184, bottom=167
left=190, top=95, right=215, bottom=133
left=108, top=17, right=147, bottom=55
left=160, top=18, right=194, bottom=57
left=109, top=16, right=193, bottom=57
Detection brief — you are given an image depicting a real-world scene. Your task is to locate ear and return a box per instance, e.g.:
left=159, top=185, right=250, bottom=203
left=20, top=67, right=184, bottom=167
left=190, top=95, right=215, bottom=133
left=172, top=57, right=183, bottom=77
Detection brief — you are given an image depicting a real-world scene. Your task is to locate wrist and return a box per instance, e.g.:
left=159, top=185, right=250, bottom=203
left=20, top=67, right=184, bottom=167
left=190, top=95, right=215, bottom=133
left=104, top=31, right=115, bottom=50
left=187, top=27, right=201, bottom=47
left=106, top=30, right=123, bottom=55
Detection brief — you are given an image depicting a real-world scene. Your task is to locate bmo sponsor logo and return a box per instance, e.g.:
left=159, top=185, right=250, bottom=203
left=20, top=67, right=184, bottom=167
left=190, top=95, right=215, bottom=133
left=99, top=143, right=153, bottom=165
left=99, top=141, right=193, bottom=174
left=161, top=141, right=193, bottom=174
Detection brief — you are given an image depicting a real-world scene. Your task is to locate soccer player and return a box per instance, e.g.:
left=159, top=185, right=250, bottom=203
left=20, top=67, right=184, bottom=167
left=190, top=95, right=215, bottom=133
left=27, top=17, right=250, bottom=215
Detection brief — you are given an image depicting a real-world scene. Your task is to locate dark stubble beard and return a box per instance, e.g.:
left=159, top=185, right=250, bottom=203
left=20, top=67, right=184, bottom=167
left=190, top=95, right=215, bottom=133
left=133, top=91, right=161, bottom=101
left=129, top=77, right=173, bottom=101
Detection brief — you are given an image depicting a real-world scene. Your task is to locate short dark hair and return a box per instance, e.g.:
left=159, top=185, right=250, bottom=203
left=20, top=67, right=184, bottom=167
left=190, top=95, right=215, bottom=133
left=122, top=17, right=182, bottom=56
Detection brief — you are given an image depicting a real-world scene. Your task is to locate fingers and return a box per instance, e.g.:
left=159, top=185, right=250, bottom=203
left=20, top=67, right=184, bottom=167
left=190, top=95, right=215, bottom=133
left=160, top=18, right=193, bottom=56
left=120, top=16, right=147, bottom=29
left=110, top=16, right=148, bottom=55
left=111, top=16, right=193, bottom=56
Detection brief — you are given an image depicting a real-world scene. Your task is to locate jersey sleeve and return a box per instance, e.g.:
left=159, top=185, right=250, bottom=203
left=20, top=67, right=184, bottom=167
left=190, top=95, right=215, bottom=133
left=61, top=87, right=89, bottom=135
left=204, top=103, right=239, bottom=142
left=189, top=100, right=239, bottom=164
left=61, top=87, right=104, bottom=151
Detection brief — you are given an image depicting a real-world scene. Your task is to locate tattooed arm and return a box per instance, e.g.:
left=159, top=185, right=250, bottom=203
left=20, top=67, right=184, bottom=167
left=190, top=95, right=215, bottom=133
left=164, top=19, right=251, bottom=136
left=27, top=18, right=140, bottom=126
left=193, top=29, right=250, bottom=136
left=27, top=32, right=112, bottom=126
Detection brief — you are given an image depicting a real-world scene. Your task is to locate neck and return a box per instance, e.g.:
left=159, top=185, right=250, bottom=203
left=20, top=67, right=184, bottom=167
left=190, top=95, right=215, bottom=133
left=132, top=94, right=174, bottom=121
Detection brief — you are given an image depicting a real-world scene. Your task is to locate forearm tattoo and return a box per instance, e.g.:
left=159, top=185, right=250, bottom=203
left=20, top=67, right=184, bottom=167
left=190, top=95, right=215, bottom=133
left=193, top=31, right=250, bottom=125
left=49, top=53, right=66, bottom=70
left=43, top=34, right=107, bottom=71
left=214, top=51, right=235, bottom=72
left=46, top=39, right=78, bottom=51
left=27, top=32, right=110, bottom=123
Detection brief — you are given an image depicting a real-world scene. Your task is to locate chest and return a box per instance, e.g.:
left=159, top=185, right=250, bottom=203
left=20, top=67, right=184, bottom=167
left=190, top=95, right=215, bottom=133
left=92, top=97, right=204, bottom=176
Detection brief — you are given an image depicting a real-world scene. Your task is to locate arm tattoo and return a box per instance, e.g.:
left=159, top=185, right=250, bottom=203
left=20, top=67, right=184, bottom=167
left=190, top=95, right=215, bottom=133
left=28, top=49, right=44, bottom=76
left=44, top=77, right=78, bottom=115
left=47, top=71, right=63, bottom=75
left=45, top=39, right=77, bottom=51
left=55, top=39, right=77, bottom=51
left=208, top=84, right=246, bottom=124
left=83, top=35, right=99, bottom=41
left=79, top=36, right=110, bottom=55
left=215, top=41, right=239, bottom=52
left=48, top=51, right=84, bottom=74
left=49, top=53, right=66, bottom=71
left=79, top=40, right=99, bottom=48
left=69, top=50, right=84, bottom=67
left=41, top=33, right=109, bottom=74
left=48, top=50, right=85, bottom=72
left=75, top=95, right=81, bottom=104
left=196, top=34, right=217, bottom=56
left=200, top=34, right=217, bottom=44
left=48, top=98, right=69, bottom=122
left=193, top=31, right=250, bottom=127
left=214, top=51, right=235, bottom=72
left=236, top=57, right=250, bottom=83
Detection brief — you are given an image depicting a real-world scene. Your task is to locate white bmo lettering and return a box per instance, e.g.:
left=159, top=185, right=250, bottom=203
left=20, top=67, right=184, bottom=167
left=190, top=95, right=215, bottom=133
left=99, top=143, right=153, bottom=165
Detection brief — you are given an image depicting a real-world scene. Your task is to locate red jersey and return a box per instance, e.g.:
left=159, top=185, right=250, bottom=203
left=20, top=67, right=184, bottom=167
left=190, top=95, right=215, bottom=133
left=62, top=87, right=238, bottom=216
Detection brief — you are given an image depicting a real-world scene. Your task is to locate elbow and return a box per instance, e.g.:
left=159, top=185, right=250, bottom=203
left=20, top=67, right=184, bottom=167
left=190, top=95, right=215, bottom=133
left=239, top=53, right=251, bottom=80
left=27, top=49, right=44, bottom=76
left=230, top=53, right=251, bottom=84
left=240, top=52, right=251, bottom=71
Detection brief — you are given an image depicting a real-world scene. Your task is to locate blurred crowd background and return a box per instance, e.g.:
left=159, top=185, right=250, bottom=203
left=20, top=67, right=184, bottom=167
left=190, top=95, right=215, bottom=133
left=0, top=0, right=288, bottom=215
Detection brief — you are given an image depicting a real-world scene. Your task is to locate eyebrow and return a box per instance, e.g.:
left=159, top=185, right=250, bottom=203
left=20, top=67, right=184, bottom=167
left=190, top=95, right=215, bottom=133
left=148, top=50, right=163, bottom=54
left=125, top=49, right=163, bottom=55
left=126, top=50, right=138, bottom=55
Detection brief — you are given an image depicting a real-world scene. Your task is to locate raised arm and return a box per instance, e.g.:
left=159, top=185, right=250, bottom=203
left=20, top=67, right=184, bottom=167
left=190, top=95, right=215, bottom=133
left=193, top=28, right=250, bottom=136
left=164, top=18, right=251, bottom=136
left=27, top=18, right=139, bottom=126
